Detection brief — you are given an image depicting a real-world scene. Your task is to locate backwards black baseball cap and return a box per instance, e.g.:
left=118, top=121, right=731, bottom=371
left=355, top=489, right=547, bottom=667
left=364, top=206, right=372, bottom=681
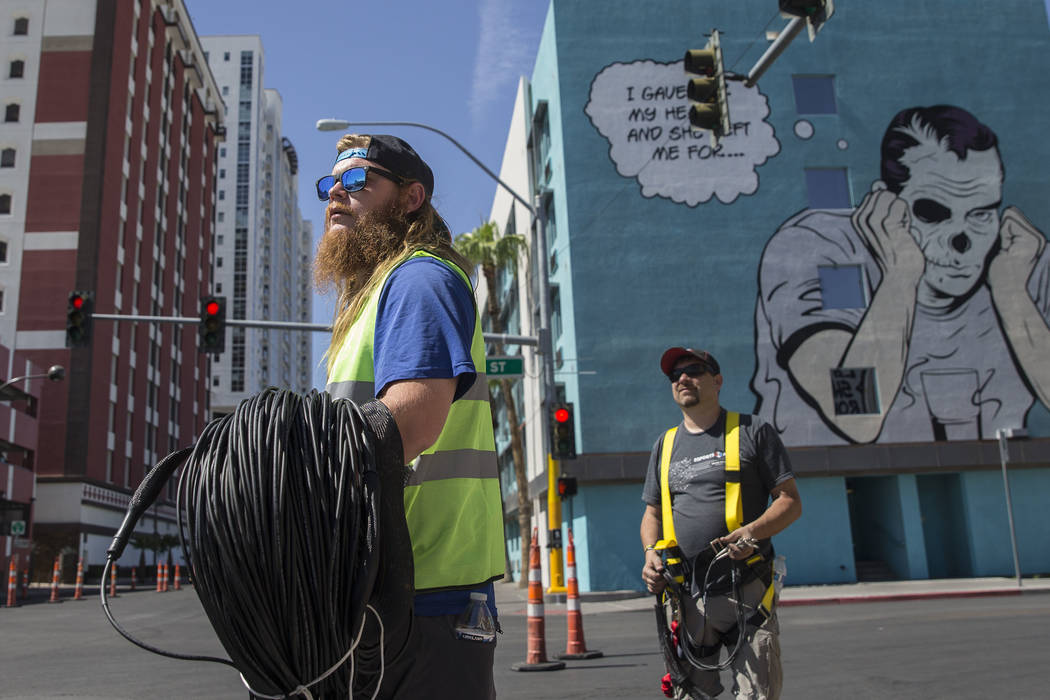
left=334, top=134, right=435, bottom=198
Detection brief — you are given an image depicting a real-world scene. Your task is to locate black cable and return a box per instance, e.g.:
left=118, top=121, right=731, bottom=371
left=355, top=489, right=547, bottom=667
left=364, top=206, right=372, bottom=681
left=102, top=388, right=391, bottom=699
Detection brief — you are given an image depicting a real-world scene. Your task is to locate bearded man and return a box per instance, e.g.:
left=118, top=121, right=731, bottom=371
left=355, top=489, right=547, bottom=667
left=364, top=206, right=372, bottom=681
left=315, top=134, right=503, bottom=699
left=752, top=105, right=1050, bottom=446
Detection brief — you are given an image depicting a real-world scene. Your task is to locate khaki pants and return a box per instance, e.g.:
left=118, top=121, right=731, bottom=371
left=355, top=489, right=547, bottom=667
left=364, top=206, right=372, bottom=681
left=675, top=576, right=782, bottom=700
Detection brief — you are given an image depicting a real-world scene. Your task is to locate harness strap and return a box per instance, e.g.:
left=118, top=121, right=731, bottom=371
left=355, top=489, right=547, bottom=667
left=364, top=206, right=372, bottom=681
left=724, top=411, right=742, bottom=533
left=656, top=426, right=678, bottom=548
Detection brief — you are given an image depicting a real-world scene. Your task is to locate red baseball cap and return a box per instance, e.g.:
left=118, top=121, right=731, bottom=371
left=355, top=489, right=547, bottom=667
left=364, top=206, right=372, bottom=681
left=659, top=347, right=721, bottom=377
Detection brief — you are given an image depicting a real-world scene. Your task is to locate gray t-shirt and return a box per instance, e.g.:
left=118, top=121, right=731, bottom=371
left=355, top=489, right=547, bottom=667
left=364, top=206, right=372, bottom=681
left=642, top=410, right=795, bottom=567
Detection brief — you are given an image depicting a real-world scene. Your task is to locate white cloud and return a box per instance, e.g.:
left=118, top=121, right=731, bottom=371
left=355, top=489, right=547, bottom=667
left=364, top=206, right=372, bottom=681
left=469, top=0, right=537, bottom=126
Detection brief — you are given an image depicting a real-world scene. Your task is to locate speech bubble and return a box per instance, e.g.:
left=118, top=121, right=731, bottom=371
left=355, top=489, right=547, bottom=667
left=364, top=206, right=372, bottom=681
left=585, top=59, right=781, bottom=206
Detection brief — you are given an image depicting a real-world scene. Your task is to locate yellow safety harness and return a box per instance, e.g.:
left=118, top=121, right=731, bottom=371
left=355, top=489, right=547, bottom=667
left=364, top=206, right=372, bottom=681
left=655, top=412, right=776, bottom=625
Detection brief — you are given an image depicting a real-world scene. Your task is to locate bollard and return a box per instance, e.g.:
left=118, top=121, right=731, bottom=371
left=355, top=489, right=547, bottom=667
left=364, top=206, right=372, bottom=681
left=557, top=528, right=602, bottom=660
left=73, top=557, right=84, bottom=600
left=6, top=557, right=18, bottom=608
left=47, top=556, right=62, bottom=604
left=173, top=564, right=181, bottom=591
left=109, top=563, right=119, bottom=598
left=511, top=528, right=565, bottom=672
left=131, top=567, right=137, bottom=592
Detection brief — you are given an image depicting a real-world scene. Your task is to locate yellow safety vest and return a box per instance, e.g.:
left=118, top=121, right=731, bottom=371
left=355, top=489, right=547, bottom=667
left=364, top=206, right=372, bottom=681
left=326, top=250, right=504, bottom=592
left=655, top=411, right=776, bottom=621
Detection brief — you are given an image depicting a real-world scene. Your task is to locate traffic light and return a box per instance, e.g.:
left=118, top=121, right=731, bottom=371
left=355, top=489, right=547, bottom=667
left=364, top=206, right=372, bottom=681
left=199, top=295, right=226, bottom=353
left=779, top=0, right=834, bottom=40
left=684, top=30, right=730, bottom=140
left=66, top=291, right=93, bottom=348
left=551, top=403, right=576, bottom=460
left=556, top=476, right=578, bottom=499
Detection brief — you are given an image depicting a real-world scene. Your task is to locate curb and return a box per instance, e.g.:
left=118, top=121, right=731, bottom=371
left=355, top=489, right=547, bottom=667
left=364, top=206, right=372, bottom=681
left=780, top=587, right=1049, bottom=606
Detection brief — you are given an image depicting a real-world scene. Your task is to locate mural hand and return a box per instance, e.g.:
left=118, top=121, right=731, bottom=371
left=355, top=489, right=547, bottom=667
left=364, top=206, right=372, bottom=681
left=989, top=206, right=1047, bottom=293
left=852, top=190, right=924, bottom=280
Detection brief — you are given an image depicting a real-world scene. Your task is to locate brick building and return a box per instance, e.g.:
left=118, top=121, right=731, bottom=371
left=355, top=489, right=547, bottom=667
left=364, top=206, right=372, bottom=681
left=0, top=0, right=223, bottom=578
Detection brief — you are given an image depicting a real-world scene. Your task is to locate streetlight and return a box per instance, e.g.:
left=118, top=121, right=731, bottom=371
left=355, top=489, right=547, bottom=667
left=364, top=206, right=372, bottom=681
left=316, top=118, right=566, bottom=589
left=0, top=365, right=65, bottom=398
left=995, top=426, right=1027, bottom=587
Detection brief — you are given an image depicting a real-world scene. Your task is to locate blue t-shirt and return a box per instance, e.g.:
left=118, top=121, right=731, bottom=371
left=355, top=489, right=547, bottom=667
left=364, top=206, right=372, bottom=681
left=374, top=256, right=498, bottom=620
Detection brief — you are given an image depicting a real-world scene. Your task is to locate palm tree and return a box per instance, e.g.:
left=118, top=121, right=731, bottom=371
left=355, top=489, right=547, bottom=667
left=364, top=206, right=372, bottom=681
left=454, top=220, right=531, bottom=585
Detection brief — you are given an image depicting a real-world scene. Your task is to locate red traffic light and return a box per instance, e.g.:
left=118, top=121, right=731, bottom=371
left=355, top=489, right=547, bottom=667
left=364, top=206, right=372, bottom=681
left=554, top=408, right=570, bottom=423
left=71, top=295, right=84, bottom=310
left=205, top=300, right=220, bottom=316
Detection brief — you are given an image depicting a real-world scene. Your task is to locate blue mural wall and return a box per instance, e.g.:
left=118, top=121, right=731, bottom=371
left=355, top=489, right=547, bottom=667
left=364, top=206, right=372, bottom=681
left=533, top=0, right=1050, bottom=453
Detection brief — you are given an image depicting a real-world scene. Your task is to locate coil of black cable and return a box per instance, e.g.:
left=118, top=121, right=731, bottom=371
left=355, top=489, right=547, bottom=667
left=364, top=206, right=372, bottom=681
left=174, top=388, right=385, bottom=698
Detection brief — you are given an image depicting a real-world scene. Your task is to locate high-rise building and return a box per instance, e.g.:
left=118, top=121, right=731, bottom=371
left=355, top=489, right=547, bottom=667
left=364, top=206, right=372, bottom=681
left=200, top=36, right=312, bottom=417
left=0, top=0, right=224, bottom=575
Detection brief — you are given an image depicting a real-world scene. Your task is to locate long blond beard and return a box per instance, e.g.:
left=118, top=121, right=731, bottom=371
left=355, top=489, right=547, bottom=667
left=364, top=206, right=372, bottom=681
left=313, top=201, right=409, bottom=300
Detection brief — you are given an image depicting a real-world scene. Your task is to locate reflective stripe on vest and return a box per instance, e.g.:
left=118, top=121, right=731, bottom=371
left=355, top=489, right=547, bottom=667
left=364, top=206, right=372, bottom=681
left=326, top=249, right=504, bottom=592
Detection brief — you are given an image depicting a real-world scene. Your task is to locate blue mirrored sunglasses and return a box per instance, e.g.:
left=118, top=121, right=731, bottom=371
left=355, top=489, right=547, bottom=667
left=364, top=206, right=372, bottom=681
left=315, top=165, right=404, bottom=201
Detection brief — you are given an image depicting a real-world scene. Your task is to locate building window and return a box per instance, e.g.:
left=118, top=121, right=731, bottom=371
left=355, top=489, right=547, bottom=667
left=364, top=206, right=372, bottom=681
left=0, top=194, right=10, bottom=214
left=222, top=85, right=229, bottom=95
left=805, top=168, right=851, bottom=209
left=9, top=60, right=24, bottom=78
left=4, top=104, right=19, bottom=122
left=818, top=264, right=867, bottom=309
left=0, top=239, right=7, bottom=262
left=0, top=148, right=13, bottom=167
left=13, top=18, right=28, bottom=35
left=0, top=288, right=5, bottom=313
left=792, top=75, right=837, bottom=115
left=224, top=51, right=230, bottom=61
left=830, top=368, right=880, bottom=415
left=218, top=190, right=225, bottom=200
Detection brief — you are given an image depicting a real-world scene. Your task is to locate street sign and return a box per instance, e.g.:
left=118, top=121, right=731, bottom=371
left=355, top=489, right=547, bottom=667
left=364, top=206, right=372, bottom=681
left=9, top=520, right=25, bottom=536
left=486, top=356, right=523, bottom=378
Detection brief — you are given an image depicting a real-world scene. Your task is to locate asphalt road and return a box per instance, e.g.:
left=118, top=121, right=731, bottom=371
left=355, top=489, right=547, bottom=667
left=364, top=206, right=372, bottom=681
left=1, top=586, right=1047, bottom=698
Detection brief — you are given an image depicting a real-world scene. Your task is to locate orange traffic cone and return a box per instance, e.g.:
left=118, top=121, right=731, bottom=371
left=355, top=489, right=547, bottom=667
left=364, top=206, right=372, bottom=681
left=557, top=528, right=602, bottom=660
left=511, top=528, right=565, bottom=672
left=131, top=567, right=137, bottom=591
left=6, top=557, right=18, bottom=608
left=173, top=564, right=181, bottom=591
left=20, top=563, right=28, bottom=600
left=73, top=557, right=84, bottom=600
left=156, top=562, right=163, bottom=592
left=47, top=556, right=62, bottom=603
left=109, top=563, right=119, bottom=598
left=162, top=563, right=169, bottom=592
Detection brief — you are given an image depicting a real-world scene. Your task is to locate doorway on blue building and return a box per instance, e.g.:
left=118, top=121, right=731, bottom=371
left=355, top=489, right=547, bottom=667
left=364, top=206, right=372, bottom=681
left=846, top=476, right=904, bottom=581
left=916, top=473, right=974, bottom=578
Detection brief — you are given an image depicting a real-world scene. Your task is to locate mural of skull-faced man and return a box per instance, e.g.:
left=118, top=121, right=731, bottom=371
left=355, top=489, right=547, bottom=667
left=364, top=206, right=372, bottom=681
left=752, top=105, right=1050, bottom=446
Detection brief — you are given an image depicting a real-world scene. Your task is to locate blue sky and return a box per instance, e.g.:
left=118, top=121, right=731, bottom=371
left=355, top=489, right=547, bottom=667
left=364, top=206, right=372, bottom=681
left=184, top=0, right=549, bottom=389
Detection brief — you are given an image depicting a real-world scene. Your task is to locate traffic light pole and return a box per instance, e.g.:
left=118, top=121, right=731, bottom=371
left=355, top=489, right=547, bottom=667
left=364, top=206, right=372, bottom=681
left=90, top=313, right=538, bottom=345
left=742, top=16, right=805, bottom=87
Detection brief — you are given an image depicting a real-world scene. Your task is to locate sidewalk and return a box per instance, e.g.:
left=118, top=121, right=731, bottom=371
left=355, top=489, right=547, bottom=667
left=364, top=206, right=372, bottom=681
left=494, top=575, right=1050, bottom=616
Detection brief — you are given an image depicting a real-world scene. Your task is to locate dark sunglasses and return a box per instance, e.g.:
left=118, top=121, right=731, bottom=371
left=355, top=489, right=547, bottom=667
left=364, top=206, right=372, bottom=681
left=316, top=166, right=404, bottom=201
left=667, top=364, right=709, bottom=383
